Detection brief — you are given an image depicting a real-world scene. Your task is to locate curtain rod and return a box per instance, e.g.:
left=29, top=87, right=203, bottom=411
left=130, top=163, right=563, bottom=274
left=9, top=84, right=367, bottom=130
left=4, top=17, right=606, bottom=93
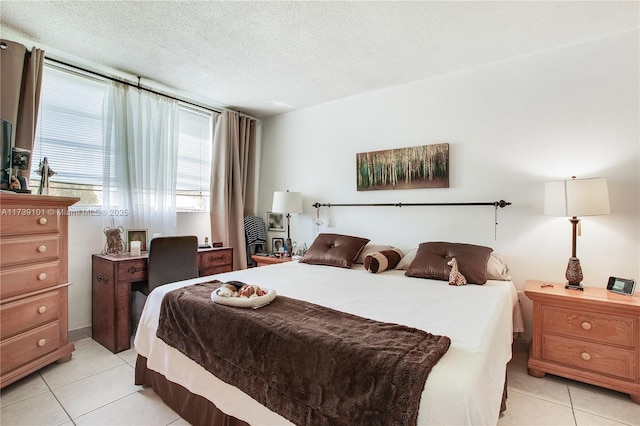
left=45, top=56, right=258, bottom=121
left=312, top=200, right=511, bottom=208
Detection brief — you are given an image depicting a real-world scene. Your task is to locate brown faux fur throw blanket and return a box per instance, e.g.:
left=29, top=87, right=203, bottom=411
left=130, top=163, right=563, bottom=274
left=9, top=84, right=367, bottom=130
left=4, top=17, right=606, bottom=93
left=156, top=281, right=451, bottom=426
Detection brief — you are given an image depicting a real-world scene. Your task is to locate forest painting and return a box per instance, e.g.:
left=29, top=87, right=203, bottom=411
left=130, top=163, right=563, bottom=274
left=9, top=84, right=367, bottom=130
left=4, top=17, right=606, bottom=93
left=356, top=143, right=449, bottom=191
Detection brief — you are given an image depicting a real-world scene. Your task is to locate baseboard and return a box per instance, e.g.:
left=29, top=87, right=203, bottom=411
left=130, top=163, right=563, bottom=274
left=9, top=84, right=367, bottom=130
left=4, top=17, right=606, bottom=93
left=68, top=326, right=92, bottom=342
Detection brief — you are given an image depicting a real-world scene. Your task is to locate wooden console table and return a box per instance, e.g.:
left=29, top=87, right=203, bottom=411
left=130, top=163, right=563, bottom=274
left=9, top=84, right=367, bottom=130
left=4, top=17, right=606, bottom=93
left=92, top=247, right=233, bottom=353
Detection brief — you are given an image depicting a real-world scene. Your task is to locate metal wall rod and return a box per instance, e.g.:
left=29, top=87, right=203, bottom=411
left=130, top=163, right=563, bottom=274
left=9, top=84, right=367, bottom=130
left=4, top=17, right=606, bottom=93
left=312, top=200, right=511, bottom=208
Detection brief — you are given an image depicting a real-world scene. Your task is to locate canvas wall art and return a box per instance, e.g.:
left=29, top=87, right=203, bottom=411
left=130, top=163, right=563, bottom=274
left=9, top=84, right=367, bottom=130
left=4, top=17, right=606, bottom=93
left=356, top=143, right=449, bottom=191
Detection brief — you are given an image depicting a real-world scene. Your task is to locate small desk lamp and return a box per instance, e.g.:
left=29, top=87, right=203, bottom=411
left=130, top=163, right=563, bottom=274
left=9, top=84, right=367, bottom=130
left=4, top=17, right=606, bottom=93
left=272, top=190, right=303, bottom=257
left=544, top=176, right=610, bottom=290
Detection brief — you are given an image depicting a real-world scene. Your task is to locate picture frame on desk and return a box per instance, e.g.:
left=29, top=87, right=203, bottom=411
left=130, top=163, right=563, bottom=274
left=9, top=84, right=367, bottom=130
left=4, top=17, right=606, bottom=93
left=272, top=237, right=284, bottom=253
left=126, top=229, right=148, bottom=252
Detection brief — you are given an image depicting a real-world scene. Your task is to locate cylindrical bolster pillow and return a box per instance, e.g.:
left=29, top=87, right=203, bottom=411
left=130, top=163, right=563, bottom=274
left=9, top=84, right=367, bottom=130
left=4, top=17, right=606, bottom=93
left=364, top=249, right=403, bottom=273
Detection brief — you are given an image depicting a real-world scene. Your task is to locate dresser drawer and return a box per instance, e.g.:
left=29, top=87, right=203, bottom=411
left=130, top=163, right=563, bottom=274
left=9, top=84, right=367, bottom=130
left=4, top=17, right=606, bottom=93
left=542, top=305, right=636, bottom=347
left=0, top=262, right=62, bottom=299
left=0, top=211, right=61, bottom=236
left=0, top=235, right=61, bottom=267
left=117, top=259, right=147, bottom=282
left=198, top=249, right=232, bottom=274
left=1, top=291, right=60, bottom=339
left=0, top=322, right=60, bottom=375
left=542, top=334, right=636, bottom=380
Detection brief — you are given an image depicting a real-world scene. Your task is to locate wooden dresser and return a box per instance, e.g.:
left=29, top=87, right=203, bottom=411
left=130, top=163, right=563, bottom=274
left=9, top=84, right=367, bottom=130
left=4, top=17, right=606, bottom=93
left=0, top=192, right=79, bottom=388
left=525, top=279, right=640, bottom=404
left=92, top=247, right=233, bottom=353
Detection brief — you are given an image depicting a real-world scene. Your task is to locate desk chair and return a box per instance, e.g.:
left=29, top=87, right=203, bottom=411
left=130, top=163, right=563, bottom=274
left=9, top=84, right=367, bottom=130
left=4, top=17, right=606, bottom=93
left=131, top=235, right=199, bottom=338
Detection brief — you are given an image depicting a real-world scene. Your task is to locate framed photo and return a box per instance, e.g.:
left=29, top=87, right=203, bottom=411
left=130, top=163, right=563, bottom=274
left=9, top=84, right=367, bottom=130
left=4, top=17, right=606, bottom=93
left=272, top=237, right=285, bottom=253
left=126, top=229, right=148, bottom=252
left=267, top=211, right=285, bottom=232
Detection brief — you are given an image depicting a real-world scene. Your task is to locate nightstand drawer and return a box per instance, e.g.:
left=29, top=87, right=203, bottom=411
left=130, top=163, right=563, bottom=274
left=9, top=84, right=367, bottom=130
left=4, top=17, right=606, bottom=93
left=0, top=322, right=60, bottom=375
left=542, top=305, right=635, bottom=347
left=542, top=334, right=636, bottom=380
left=1, top=291, right=60, bottom=339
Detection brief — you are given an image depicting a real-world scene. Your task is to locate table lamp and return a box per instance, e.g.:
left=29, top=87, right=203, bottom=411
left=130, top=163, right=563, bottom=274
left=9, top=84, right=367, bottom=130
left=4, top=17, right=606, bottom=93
left=544, top=176, right=610, bottom=290
left=272, top=190, right=303, bottom=257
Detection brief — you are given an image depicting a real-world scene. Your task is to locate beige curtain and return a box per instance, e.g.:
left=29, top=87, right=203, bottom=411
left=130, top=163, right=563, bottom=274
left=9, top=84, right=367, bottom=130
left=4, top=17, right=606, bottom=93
left=0, top=39, right=44, bottom=177
left=15, top=45, right=45, bottom=177
left=1, top=40, right=27, bottom=174
left=210, top=111, right=258, bottom=270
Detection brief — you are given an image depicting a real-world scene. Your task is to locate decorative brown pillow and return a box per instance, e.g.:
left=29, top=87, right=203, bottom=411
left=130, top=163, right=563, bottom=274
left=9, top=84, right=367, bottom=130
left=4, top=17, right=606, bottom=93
left=405, top=242, right=493, bottom=284
left=300, top=233, right=370, bottom=268
left=364, top=248, right=404, bottom=273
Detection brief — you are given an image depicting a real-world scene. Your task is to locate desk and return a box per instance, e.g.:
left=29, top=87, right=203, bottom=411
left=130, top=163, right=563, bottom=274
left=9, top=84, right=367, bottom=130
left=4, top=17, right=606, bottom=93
left=92, top=247, right=233, bottom=353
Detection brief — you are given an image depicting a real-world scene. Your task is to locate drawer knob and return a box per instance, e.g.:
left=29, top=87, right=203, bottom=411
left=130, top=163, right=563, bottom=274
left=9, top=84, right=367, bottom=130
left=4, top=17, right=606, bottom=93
left=38, top=338, right=46, bottom=347
left=38, top=217, right=48, bottom=225
left=127, top=266, right=145, bottom=274
left=96, top=274, right=108, bottom=282
left=581, top=352, right=591, bottom=361
left=38, top=305, right=47, bottom=314
left=37, top=245, right=47, bottom=253
left=581, top=321, right=592, bottom=330
left=38, top=273, right=47, bottom=281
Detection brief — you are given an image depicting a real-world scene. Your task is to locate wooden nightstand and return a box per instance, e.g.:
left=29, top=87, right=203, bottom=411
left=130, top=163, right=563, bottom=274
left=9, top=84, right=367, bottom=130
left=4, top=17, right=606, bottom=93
left=525, top=279, right=640, bottom=404
left=251, top=254, right=293, bottom=267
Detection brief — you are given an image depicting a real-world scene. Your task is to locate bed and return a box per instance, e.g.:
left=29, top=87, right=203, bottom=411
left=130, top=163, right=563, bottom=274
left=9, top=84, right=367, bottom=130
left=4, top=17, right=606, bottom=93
left=134, top=238, right=524, bottom=426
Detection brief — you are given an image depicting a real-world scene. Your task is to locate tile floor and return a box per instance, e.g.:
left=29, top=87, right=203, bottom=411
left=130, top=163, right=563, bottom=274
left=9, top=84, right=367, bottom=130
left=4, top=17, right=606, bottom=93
left=497, top=342, right=639, bottom=426
left=1, top=339, right=638, bottom=425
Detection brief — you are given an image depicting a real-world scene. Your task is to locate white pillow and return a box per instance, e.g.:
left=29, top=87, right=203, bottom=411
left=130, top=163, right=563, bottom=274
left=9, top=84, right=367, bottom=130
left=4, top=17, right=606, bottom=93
left=486, top=253, right=512, bottom=281
left=394, top=248, right=417, bottom=270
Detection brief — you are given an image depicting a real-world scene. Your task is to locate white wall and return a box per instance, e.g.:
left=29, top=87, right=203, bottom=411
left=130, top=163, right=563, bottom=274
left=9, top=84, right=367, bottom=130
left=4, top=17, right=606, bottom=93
left=258, top=30, right=640, bottom=341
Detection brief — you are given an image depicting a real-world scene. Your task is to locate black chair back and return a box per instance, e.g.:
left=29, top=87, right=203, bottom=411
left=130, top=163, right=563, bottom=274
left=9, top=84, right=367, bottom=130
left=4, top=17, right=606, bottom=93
left=147, top=236, right=199, bottom=293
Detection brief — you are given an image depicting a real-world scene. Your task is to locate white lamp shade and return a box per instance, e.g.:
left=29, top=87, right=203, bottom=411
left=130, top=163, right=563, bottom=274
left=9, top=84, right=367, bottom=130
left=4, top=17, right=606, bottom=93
left=272, top=191, right=303, bottom=214
left=544, top=177, right=610, bottom=217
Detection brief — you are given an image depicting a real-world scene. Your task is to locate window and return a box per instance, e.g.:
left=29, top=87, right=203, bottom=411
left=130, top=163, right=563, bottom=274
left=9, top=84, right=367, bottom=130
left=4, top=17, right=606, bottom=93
left=30, top=64, right=107, bottom=205
left=176, top=106, right=212, bottom=211
left=30, top=62, right=213, bottom=211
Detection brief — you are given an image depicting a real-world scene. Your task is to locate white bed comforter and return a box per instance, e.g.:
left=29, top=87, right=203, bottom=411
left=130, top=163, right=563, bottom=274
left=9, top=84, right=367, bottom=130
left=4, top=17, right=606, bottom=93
left=135, top=261, right=521, bottom=426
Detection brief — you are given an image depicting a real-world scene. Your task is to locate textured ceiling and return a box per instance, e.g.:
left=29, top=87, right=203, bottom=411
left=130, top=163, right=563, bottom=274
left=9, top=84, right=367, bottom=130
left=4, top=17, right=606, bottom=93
left=1, top=1, right=638, bottom=118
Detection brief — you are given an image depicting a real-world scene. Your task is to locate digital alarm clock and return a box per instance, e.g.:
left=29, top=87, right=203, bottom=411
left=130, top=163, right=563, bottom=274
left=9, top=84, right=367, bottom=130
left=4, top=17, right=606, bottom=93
left=606, top=276, right=636, bottom=296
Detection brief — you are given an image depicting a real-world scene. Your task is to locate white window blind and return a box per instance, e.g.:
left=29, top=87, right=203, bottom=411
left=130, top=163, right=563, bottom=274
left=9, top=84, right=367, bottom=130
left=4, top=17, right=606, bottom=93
left=176, top=106, right=212, bottom=211
left=30, top=62, right=213, bottom=211
left=30, top=64, right=107, bottom=205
